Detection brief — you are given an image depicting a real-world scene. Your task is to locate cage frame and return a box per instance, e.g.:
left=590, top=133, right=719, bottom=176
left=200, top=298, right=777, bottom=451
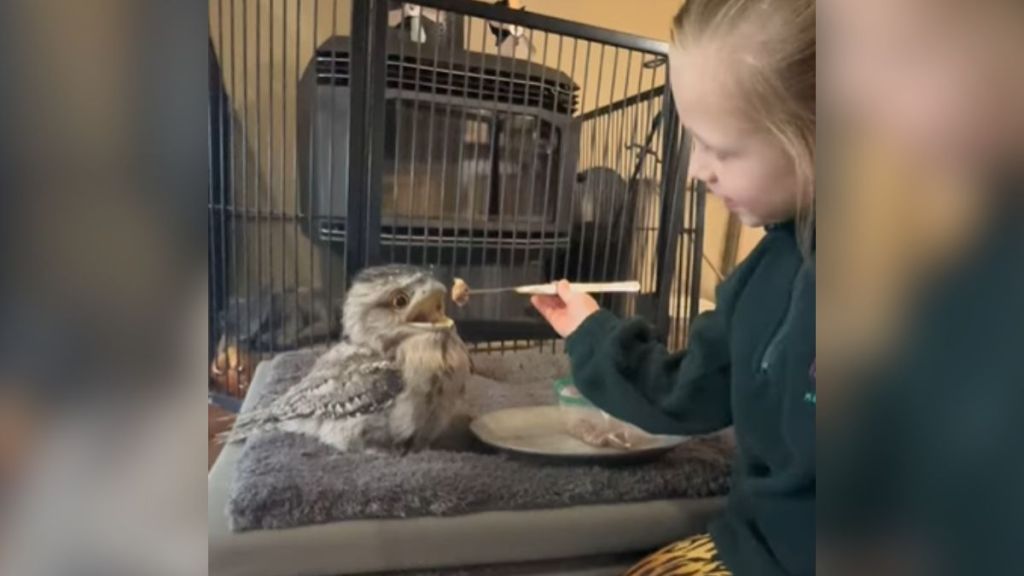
left=207, top=0, right=707, bottom=396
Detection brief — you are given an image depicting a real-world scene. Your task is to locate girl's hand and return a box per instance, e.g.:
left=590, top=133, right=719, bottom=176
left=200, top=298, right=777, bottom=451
left=530, top=280, right=600, bottom=338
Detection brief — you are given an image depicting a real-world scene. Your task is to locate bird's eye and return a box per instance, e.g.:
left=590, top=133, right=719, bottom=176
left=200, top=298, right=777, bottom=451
left=391, top=291, right=410, bottom=309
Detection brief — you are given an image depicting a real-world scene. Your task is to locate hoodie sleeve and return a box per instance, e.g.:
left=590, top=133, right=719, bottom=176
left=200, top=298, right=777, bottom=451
left=564, top=304, right=733, bottom=435
left=561, top=254, right=759, bottom=436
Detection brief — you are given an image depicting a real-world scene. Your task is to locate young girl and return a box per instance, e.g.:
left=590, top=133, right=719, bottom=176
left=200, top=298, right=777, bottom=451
left=532, top=1, right=815, bottom=575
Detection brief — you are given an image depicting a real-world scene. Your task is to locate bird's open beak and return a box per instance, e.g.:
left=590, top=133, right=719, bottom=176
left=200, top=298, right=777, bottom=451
left=405, top=290, right=454, bottom=330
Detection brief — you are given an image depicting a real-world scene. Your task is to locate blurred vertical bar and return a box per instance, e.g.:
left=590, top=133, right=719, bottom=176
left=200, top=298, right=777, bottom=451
left=672, top=179, right=689, bottom=347
left=633, top=61, right=658, bottom=311
left=467, top=18, right=488, bottom=274
left=242, top=0, right=252, bottom=365
left=636, top=61, right=662, bottom=298
left=279, top=0, right=287, bottom=351
left=487, top=26, right=510, bottom=304
left=217, top=0, right=230, bottom=386
left=208, top=16, right=221, bottom=377
left=561, top=39, right=586, bottom=282
left=390, top=4, right=406, bottom=263
left=607, top=50, right=636, bottom=290
left=436, top=10, right=458, bottom=271
left=677, top=131, right=697, bottom=347
left=517, top=27, right=542, bottom=347
left=449, top=19, right=472, bottom=277
left=595, top=48, right=622, bottom=294
left=520, top=30, right=547, bottom=274
left=293, top=0, right=301, bottom=348
left=535, top=32, right=562, bottom=281
left=535, top=33, right=563, bottom=353
left=502, top=27, right=536, bottom=276
left=307, top=0, right=319, bottom=345
left=574, top=42, right=601, bottom=284
left=494, top=29, right=516, bottom=277
left=227, top=0, right=241, bottom=380
left=589, top=45, right=617, bottom=292
left=404, top=5, right=423, bottom=265
left=420, top=8, right=444, bottom=267
left=653, top=88, right=682, bottom=341
left=348, top=0, right=378, bottom=277
left=364, top=0, right=386, bottom=269
left=482, top=17, right=505, bottom=284
left=324, top=0, right=338, bottom=348
left=254, top=0, right=265, bottom=365
left=687, top=179, right=706, bottom=342
left=267, top=0, right=276, bottom=357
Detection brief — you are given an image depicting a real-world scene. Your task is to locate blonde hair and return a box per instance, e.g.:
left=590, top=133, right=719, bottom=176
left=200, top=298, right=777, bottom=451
left=673, top=0, right=816, bottom=254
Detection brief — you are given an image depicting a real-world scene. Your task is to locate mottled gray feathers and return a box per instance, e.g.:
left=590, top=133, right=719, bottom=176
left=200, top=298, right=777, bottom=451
left=228, top=343, right=402, bottom=440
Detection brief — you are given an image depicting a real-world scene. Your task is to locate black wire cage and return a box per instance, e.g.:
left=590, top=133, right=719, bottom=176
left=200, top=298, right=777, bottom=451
left=208, top=0, right=706, bottom=397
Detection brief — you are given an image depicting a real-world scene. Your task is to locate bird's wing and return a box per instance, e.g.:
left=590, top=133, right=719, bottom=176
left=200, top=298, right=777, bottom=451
left=264, top=345, right=404, bottom=422
left=227, top=344, right=403, bottom=442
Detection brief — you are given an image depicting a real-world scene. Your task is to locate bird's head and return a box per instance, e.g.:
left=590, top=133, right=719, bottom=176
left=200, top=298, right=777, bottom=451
left=342, top=265, right=455, bottom=351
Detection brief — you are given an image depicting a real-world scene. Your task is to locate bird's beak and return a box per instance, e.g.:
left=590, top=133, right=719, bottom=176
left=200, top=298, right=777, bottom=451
left=405, top=290, right=454, bottom=330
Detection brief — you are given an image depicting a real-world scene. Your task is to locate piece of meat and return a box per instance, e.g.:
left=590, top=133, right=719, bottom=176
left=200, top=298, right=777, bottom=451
left=451, top=277, right=470, bottom=307
left=567, top=418, right=634, bottom=450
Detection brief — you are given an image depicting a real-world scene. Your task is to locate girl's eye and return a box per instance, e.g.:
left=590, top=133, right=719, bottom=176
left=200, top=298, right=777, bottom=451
left=695, top=139, right=735, bottom=161
left=392, top=291, right=410, bottom=309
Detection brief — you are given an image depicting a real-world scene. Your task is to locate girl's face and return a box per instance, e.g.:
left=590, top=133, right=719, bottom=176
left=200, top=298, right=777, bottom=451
left=824, top=0, right=1024, bottom=176
left=670, top=45, right=802, bottom=228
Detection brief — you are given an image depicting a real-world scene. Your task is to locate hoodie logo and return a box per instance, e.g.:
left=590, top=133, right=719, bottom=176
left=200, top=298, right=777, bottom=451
left=804, top=360, right=816, bottom=405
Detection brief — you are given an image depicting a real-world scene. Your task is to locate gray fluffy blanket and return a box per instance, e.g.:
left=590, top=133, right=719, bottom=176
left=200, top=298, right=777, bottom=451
left=228, top=348, right=733, bottom=532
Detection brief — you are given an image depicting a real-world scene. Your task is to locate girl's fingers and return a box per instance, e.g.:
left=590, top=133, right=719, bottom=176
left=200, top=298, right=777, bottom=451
left=530, top=297, right=562, bottom=331
left=531, top=294, right=562, bottom=311
left=556, top=279, right=574, bottom=300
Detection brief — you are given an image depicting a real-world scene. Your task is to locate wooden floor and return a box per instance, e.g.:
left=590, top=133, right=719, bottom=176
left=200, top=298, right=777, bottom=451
left=209, top=405, right=235, bottom=470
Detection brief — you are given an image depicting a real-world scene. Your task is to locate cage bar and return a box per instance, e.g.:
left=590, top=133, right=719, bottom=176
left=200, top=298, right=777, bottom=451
left=207, top=0, right=706, bottom=396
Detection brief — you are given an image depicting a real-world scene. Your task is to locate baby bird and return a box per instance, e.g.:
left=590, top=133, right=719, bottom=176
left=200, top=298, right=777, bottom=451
left=226, top=265, right=470, bottom=452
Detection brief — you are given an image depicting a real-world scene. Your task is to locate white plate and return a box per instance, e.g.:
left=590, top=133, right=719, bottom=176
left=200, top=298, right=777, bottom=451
left=470, top=406, right=687, bottom=464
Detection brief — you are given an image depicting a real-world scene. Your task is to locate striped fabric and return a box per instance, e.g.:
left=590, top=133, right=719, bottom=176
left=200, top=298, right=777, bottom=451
left=626, top=533, right=732, bottom=576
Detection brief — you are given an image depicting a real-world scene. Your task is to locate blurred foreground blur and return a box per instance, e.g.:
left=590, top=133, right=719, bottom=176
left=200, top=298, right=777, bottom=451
left=0, top=1, right=209, bottom=574
left=818, top=0, right=1024, bottom=574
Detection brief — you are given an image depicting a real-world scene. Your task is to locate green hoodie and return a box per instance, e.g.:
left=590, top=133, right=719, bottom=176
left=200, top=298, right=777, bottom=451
left=565, top=222, right=815, bottom=576
left=822, top=188, right=1024, bottom=576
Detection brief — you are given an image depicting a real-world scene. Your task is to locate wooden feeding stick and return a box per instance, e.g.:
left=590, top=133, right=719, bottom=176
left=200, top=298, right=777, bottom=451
left=451, top=279, right=640, bottom=306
